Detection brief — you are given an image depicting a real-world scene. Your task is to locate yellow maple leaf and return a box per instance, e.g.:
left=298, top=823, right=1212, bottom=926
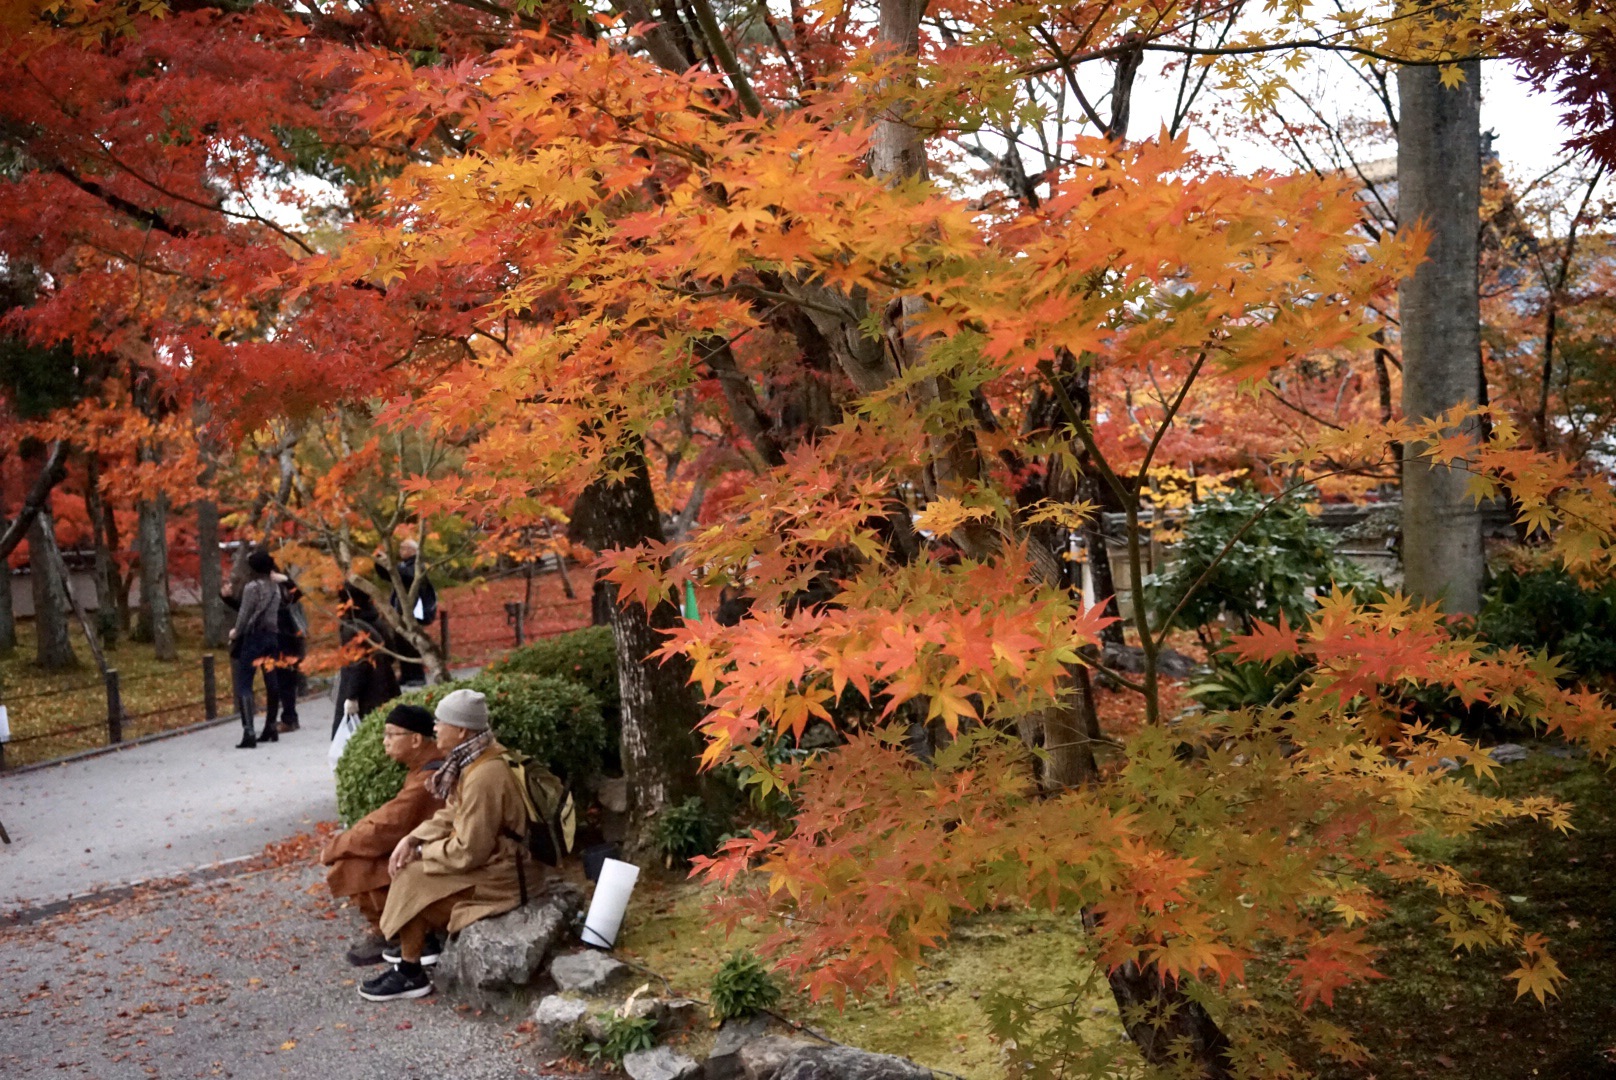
left=912, top=497, right=994, bottom=538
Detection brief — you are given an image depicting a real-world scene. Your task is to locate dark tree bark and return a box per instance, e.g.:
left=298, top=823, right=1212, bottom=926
left=0, top=544, right=14, bottom=653
left=83, top=454, right=120, bottom=645
left=1397, top=61, right=1484, bottom=614
left=133, top=486, right=177, bottom=659
left=101, top=485, right=132, bottom=634
left=29, top=507, right=78, bottom=670
left=196, top=497, right=228, bottom=648
left=569, top=444, right=707, bottom=830
left=1104, top=958, right=1233, bottom=1079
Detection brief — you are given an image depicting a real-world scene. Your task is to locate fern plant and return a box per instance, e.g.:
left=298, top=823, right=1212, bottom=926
left=583, top=1014, right=657, bottom=1065
left=709, top=952, right=782, bottom=1021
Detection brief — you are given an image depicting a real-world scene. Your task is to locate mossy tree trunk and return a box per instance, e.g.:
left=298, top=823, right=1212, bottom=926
left=569, top=444, right=706, bottom=836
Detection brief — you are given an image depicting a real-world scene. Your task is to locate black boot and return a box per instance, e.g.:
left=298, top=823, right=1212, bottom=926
left=236, top=731, right=257, bottom=749
left=258, top=723, right=279, bottom=743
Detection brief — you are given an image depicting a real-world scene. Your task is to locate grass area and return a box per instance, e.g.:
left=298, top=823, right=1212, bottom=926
left=0, top=610, right=226, bottom=767
left=1293, top=746, right=1616, bottom=1080
left=615, top=876, right=1127, bottom=1079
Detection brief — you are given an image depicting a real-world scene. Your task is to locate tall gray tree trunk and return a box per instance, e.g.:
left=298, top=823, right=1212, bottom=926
left=1398, top=60, right=1484, bottom=614
left=134, top=488, right=177, bottom=660
left=197, top=498, right=228, bottom=648
left=569, top=445, right=705, bottom=832
left=29, top=507, right=78, bottom=670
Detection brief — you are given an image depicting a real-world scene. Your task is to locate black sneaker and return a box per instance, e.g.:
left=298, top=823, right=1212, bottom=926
left=382, top=934, right=442, bottom=967
left=358, top=962, right=432, bottom=1001
left=346, top=935, right=390, bottom=967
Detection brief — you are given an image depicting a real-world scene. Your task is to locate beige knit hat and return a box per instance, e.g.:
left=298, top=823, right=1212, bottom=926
left=434, top=688, right=490, bottom=731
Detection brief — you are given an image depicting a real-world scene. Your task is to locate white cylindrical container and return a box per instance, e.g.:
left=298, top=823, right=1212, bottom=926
left=581, top=858, right=640, bottom=949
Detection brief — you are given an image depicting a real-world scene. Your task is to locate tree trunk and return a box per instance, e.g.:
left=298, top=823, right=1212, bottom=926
left=101, top=486, right=132, bottom=634
left=83, top=455, right=120, bottom=646
left=29, top=507, right=78, bottom=670
left=1397, top=60, right=1484, bottom=614
left=0, top=547, right=14, bottom=653
left=570, top=446, right=706, bottom=830
left=197, top=498, right=228, bottom=648
left=134, top=488, right=177, bottom=659
left=1105, top=959, right=1233, bottom=1079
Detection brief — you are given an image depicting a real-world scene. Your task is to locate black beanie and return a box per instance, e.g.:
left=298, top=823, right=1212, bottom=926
left=384, top=704, right=436, bottom=738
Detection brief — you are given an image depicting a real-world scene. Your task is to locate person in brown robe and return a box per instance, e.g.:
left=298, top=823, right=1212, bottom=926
left=359, top=689, right=528, bottom=1002
left=320, top=704, right=443, bottom=966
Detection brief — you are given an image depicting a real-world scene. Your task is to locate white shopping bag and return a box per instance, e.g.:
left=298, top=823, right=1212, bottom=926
left=0, top=704, right=9, bottom=743
left=328, top=699, right=360, bottom=773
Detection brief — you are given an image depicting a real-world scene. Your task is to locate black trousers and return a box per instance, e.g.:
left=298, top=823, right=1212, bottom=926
left=264, top=660, right=301, bottom=728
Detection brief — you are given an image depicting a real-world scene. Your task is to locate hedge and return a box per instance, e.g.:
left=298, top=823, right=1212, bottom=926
left=490, top=625, right=619, bottom=715
left=334, top=671, right=607, bottom=825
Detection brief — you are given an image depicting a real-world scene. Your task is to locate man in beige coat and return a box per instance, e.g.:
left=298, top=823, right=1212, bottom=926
left=359, top=688, right=528, bottom=1002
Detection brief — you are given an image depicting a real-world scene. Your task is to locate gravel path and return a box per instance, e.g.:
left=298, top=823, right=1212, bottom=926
left=0, top=853, right=558, bottom=1079
left=0, top=712, right=338, bottom=915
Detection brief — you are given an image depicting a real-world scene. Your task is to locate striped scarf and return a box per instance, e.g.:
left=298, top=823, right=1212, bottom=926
left=430, top=729, right=493, bottom=801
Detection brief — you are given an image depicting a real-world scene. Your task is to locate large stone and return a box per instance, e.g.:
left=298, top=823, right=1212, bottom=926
left=435, top=882, right=584, bottom=994
left=623, top=1046, right=701, bottom=1080
left=533, top=994, right=589, bottom=1037
left=625, top=995, right=705, bottom=1033
left=549, top=948, right=632, bottom=993
left=705, top=1015, right=771, bottom=1080
left=1490, top=743, right=1530, bottom=764
left=775, top=1046, right=933, bottom=1080
left=739, top=1036, right=816, bottom=1080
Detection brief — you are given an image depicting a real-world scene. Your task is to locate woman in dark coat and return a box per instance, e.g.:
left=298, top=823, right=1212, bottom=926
left=229, top=551, right=281, bottom=749
left=333, top=584, right=401, bottom=737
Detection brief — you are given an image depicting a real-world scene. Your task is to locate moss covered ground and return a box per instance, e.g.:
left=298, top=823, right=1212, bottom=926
left=616, top=880, right=1124, bottom=1077
left=614, top=745, right=1616, bottom=1080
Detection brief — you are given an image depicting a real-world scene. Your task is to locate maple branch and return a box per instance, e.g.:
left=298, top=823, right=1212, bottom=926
left=50, top=166, right=190, bottom=238
left=0, top=441, right=71, bottom=565
left=1020, top=3, right=1493, bottom=82
left=440, top=0, right=546, bottom=31
left=1134, top=350, right=1208, bottom=489
left=688, top=0, right=765, bottom=117
left=1037, top=359, right=1133, bottom=512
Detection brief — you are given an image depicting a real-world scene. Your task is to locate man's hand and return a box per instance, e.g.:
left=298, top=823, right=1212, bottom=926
left=388, top=835, right=421, bottom=878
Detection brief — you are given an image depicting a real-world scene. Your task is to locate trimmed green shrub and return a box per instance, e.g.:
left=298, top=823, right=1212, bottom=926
left=492, top=625, right=619, bottom=714
left=709, top=952, right=781, bottom=1021
left=335, top=672, right=607, bottom=825
left=492, top=626, right=621, bottom=767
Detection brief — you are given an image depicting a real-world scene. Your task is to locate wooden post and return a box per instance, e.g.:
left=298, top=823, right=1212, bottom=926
left=105, top=668, right=123, bottom=744
left=438, top=609, right=450, bottom=669
left=202, top=654, right=217, bottom=721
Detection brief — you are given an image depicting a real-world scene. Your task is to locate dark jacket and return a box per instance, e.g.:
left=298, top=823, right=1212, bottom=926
left=389, top=557, right=437, bottom=625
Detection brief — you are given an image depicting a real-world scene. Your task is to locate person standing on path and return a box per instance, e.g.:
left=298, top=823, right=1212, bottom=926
left=228, top=550, right=281, bottom=749
left=386, top=538, right=436, bottom=686
left=332, top=583, right=401, bottom=737
left=363, top=690, right=526, bottom=1001
left=320, top=703, right=444, bottom=965
left=264, top=559, right=308, bottom=733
